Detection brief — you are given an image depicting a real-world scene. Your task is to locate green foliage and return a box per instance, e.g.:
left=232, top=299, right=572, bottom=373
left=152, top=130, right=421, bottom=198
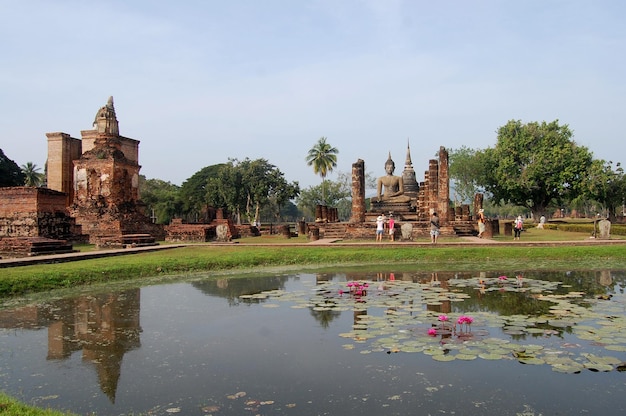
left=296, top=171, right=371, bottom=221
left=480, top=120, right=594, bottom=219
left=542, top=222, right=626, bottom=235
left=0, top=148, right=25, bottom=187
left=207, top=158, right=300, bottom=224
left=306, top=137, right=339, bottom=205
left=142, top=159, right=300, bottom=225
left=179, top=164, right=226, bottom=221
left=139, top=176, right=182, bottom=224
left=0, top=392, right=79, bottom=415
left=583, top=159, right=626, bottom=220
left=20, top=162, right=45, bottom=187
left=448, top=146, right=484, bottom=204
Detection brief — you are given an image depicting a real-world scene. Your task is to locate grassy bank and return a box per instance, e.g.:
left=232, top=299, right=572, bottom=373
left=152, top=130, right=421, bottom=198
left=2, top=243, right=626, bottom=297
left=0, top=392, right=78, bottom=416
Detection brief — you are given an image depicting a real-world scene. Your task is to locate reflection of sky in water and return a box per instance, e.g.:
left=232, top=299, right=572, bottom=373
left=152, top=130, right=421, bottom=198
left=0, top=269, right=625, bottom=415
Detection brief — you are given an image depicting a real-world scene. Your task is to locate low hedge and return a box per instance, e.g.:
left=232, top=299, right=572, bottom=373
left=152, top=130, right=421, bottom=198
left=541, top=222, right=626, bottom=235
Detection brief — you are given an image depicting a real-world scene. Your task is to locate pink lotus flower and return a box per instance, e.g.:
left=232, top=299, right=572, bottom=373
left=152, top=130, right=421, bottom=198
left=428, top=328, right=437, bottom=336
left=438, top=314, right=449, bottom=322
left=498, top=275, right=507, bottom=280
left=457, top=315, right=474, bottom=332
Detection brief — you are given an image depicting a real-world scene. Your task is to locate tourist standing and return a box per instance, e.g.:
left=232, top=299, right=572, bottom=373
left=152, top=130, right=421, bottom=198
left=537, top=215, right=546, bottom=229
left=388, top=214, right=395, bottom=241
left=430, top=212, right=440, bottom=244
left=376, top=214, right=385, bottom=242
left=514, top=215, right=523, bottom=240
left=477, top=209, right=486, bottom=238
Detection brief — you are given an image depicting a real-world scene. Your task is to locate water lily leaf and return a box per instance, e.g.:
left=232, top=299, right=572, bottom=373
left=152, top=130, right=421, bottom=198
left=478, top=353, right=503, bottom=360
left=503, top=330, right=525, bottom=335
left=518, top=357, right=545, bottom=365
left=584, top=363, right=613, bottom=372
left=432, top=354, right=456, bottom=362
left=605, top=345, right=626, bottom=352
left=551, top=361, right=584, bottom=373
left=423, top=347, right=445, bottom=356
left=455, top=353, right=478, bottom=360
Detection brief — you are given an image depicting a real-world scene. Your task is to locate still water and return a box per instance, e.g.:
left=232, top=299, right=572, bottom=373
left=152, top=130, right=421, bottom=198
left=1, top=268, right=626, bottom=415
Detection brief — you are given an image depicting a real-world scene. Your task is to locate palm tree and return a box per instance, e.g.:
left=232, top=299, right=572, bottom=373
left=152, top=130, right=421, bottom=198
left=306, top=137, right=338, bottom=205
left=21, top=162, right=44, bottom=187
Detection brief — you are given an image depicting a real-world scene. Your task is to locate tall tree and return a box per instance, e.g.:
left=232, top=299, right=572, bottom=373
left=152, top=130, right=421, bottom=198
left=296, top=171, right=375, bottom=221
left=583, top=159, right=626, bottom=220
left=479, top=120, right=593, bottom=220
left=20, top=162, right=44, bottom=187
left=179, top=164, right=226, bottom=222
left=0, top=149, right=25, bottom=187
left=206, top=158, right=299, bottom=224
left=448, top=146, right=485, bottom=204
left=305, top=137, right=338, bottom=205
left=139, top=176, right=183, bottom=224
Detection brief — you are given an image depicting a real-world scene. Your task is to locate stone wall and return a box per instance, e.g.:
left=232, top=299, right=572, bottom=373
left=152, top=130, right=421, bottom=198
left=165, top=218, right=239, bottom=242
left=0, top=187, right=81, bottom=240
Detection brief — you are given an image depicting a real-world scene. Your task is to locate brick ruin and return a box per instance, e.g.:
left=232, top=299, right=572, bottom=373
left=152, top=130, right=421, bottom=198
left=49, top=97, right=165, bottom=246
left=0, top=97, right=165, bottom=254
left=0, top=187, right=78, bottom=256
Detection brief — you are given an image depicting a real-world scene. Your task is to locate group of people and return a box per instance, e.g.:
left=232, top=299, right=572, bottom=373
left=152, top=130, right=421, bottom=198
left=374, top=205, right=536, bottom=242
left=375, top=211, right=441, bottom=244
left=478, top=208, right=527, bottom=240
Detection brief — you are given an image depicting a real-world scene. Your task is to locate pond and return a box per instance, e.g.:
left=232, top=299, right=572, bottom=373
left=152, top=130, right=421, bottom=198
left=1, top=268, right=626, bottom=415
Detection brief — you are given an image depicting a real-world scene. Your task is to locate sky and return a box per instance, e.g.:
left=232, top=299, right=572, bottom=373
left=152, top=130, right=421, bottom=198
left=2, top=0, right=625, bottom=190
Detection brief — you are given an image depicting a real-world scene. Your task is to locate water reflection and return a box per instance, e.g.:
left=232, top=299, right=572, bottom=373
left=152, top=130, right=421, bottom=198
left=0, top=290, right=140, bottom=402
left=191, top=275, right=291, bottom=305
left=0, top=269, right=625, bottom=415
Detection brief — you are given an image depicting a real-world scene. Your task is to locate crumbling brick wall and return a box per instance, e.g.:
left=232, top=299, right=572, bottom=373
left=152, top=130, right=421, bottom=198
left=0, top=187, right=80, bottom=240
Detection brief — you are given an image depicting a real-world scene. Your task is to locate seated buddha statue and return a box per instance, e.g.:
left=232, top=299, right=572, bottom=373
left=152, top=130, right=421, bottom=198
left=372, top=153, right=412, bottom=203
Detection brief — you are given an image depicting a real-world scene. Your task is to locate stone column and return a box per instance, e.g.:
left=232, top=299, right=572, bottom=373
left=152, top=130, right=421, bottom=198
left=321, top=205, right=328, bottom=222
left=315, top=205, right=323, bottom=222
left=350, top=159, right=366, bottom=223
left=428, top=160, right=438, bottom=214
left=473, top=193, right=484, bottom=219
left=438, top=147, right=450, bottom=222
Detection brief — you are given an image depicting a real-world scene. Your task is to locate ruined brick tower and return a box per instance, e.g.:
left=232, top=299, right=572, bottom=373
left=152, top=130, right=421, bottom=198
left=46, top=97, right=163, bottom=245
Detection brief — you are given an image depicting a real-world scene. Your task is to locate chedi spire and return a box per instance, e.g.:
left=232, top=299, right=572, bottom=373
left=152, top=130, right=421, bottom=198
left=93, top=96, right=119, bottom=135
left=401, top=138, right=419, bottom=197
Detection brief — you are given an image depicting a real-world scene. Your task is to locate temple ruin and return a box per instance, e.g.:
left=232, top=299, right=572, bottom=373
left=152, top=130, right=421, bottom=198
left=319, top=144, right=476, bottom=240
left=0, top=97, right=164, bottom=255
left=46, top=97, right=164, bottom=246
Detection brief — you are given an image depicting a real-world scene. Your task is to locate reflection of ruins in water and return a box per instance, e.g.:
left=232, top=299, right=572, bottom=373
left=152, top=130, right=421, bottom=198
left=0, top=289, right=141, bottom=403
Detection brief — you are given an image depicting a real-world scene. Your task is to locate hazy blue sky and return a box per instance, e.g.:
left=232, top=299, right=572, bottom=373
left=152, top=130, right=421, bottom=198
left=2, top=0, right=624, bottom=189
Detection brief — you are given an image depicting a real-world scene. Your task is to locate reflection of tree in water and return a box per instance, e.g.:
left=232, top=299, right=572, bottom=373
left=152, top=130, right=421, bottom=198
left=191, top=275, right=291, bottom=306
left=434, top=270, right=620, bottom=318
left=309, top=306, right=342, bottom=328
left=610, top=271, right=626, bottom=294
